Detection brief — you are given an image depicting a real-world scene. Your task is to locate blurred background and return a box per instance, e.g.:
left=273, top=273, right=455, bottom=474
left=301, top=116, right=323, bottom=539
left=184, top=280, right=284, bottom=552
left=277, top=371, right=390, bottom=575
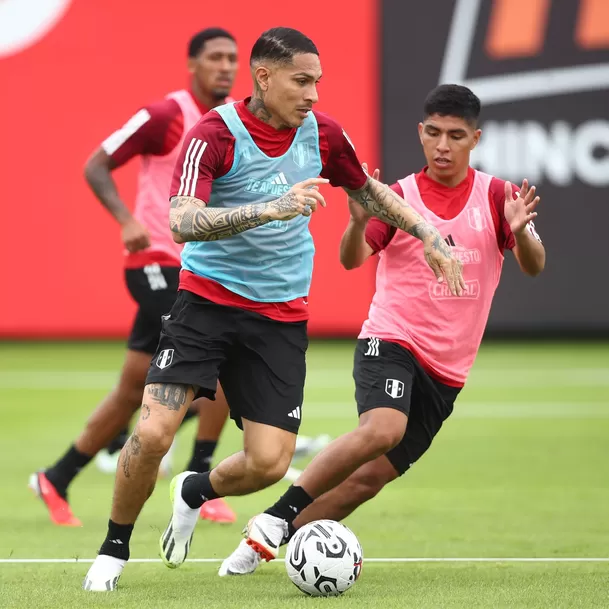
left=1, top=2, right=608, bottom=606
left=1, top=0, right=607, bottom=338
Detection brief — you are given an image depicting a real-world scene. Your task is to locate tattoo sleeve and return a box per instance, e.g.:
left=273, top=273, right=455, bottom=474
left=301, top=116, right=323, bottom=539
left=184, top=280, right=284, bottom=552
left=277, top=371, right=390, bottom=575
left=170, top=196, right=270, bottom=242
left=345, top=177, right=437, bottom=242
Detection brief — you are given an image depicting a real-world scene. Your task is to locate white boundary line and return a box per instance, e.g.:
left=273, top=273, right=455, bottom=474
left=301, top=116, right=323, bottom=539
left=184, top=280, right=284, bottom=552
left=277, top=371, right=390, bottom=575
left=2, top=558, right=609, bottom=564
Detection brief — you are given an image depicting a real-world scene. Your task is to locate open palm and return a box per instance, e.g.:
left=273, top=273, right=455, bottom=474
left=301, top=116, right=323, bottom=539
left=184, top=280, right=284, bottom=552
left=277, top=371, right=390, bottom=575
left=504, top=179, right=540, bottom=235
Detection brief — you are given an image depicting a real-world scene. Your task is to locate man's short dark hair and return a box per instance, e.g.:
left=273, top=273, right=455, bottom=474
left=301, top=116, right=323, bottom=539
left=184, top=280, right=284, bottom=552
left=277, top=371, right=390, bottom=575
left=250, top=27, right=318, bottom=66
left=424, top=84, right=481, bottom=127
left=188, top=28, right=235, bottom=58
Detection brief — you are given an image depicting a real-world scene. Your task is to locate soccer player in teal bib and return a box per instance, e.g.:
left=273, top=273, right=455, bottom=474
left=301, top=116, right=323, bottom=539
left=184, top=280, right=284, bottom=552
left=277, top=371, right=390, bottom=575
left=84, top=27, right=464, bottom=591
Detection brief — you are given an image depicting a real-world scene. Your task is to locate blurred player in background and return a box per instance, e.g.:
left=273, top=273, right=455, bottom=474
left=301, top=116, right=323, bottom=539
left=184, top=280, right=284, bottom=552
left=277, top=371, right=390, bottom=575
left=30, top=27, right=241, bottom=527
left=220, top=84, right=546, bottom=575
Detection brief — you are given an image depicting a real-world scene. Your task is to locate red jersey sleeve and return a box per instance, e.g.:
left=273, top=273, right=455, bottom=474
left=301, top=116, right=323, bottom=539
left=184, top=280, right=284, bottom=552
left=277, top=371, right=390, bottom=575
left=364, top=182, right=402, bottom=253
left=488, top=177, right=518, bottom=251
left=101, top=99, right=183, bottom=167
left=169, top=111, right=234, bottom=203
left=315, top=112, right=367, bottom=190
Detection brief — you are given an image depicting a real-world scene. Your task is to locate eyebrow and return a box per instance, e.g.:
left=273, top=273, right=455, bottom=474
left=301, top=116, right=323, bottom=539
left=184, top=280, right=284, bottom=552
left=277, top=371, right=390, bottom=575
left=425, top=125, right=467, bottom=134
left=293, top=72, right=322, bottom=80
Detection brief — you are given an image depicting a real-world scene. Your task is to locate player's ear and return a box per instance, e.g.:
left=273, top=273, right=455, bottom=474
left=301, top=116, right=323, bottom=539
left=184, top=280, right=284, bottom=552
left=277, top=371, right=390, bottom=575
left=471, top=128, right=482, bottom=150
left=417, top=122, right=424, bottom=143
left=187, top=57, right=197, bottom=75
left=254, top=65, right=271, bottom=92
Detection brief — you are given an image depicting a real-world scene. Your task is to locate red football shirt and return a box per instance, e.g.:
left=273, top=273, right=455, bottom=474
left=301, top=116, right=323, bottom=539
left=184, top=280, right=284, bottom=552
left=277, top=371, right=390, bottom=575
left=101, top=90, right=210, bottom=169
left=172, top=99, right=368, bottom=322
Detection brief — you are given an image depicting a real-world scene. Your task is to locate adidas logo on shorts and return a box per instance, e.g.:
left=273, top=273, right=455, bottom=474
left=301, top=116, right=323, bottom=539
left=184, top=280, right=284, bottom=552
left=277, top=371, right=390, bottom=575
left=287, top=407, right=301, bottom=420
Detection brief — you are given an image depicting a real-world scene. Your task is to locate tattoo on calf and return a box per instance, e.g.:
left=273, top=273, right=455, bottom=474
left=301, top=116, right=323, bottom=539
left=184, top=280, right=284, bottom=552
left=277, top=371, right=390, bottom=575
left=122, top=432, right=141, bottom=479
left=141, top=404, right=150, bottom=420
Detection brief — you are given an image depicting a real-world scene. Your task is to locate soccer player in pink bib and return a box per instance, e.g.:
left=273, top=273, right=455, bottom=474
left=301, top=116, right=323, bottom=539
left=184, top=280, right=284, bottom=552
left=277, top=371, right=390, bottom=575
left=221, top=84, right=546, bottom=575
left=30, top=28, right=239, bottom=528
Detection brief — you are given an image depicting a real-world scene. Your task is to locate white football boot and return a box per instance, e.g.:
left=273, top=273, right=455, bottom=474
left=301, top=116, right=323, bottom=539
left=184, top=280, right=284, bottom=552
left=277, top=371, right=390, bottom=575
left=82, top=555, right=126, bottom=592
left=159, top=471, right=199, bottom=568
left=218, top=539, right=261, bottom=576
left=244, top=513, right=288, bottom=562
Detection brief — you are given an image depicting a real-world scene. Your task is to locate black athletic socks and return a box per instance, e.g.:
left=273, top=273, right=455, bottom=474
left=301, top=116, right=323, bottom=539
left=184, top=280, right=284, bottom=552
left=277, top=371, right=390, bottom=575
left=180, top=471, right=220, bottom=509
left=45, top=445, right=93, bottom=498
left=265, top=485, right=313, bottom=524
left=186, top=440, right=217, bottom=474
left=98, top=520, right=134, bottom=561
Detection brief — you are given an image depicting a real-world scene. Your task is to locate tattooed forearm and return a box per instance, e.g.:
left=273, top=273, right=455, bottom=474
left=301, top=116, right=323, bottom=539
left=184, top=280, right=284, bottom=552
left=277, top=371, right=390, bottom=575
left=346, top=177, right=431, bottom=238
left=170, top=192, right=305, bottom=242
left=140, top=404, right=150, bottom=420
left=170, top=196, right=271, bottom=242
left=148, top=383, right=189, bottom=411
left=121, top=432, right=141, bottom=478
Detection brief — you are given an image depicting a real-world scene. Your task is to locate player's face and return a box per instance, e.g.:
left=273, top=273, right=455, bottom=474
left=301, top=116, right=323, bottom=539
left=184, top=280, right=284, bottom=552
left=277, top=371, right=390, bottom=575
left=266, top=53, right=322, bottom=128
left=418, top=114, right=481, bottom=180
left=190, top=37, right=238, bottom=100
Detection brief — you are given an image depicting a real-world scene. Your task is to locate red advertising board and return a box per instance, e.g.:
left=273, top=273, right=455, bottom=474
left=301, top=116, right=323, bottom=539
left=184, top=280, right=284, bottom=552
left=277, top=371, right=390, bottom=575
left=0, top=0, right=377, bottom=337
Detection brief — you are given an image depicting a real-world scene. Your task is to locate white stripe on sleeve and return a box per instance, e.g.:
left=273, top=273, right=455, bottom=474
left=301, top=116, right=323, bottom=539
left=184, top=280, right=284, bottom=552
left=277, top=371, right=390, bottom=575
left=101, top=109, right=151, bottom=156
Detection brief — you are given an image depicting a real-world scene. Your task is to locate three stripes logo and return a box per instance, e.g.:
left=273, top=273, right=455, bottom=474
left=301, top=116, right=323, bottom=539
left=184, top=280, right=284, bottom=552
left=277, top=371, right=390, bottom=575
left=364, top=337, right=380, bottom=357
left=177, top=138, right=207, bottom=197
left=288, top=406, right=301, bottom=420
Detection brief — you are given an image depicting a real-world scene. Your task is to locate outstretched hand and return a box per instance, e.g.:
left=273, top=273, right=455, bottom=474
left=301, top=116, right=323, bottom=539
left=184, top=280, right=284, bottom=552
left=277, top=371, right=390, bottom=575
left=504, top=179, right=540, bottom=236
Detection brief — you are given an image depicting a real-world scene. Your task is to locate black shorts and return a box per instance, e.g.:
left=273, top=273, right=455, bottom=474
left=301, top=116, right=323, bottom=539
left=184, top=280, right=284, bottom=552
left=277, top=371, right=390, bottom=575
left=146, top=289, right=308, bottom=434
left=354, top=338, right=461, bottom=475
left=124, top=265, right=180, bottom=354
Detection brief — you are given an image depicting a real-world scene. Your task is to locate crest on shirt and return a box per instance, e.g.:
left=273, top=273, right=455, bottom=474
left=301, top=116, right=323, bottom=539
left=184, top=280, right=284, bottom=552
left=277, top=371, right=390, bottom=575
left=241, top=145, right=252, bottom=163
left=467, top=207, right=485, bottom=232
left=292, top=143, right=311, bottom=168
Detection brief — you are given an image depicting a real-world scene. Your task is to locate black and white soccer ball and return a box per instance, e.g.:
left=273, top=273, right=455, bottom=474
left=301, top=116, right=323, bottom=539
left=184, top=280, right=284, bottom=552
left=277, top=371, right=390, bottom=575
left=285, top=519, right=363, bottom=597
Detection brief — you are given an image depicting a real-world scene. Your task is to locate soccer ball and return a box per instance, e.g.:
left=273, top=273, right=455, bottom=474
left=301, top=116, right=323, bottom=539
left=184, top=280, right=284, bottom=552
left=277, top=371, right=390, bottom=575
left=285, top=519, right=363, bottom=596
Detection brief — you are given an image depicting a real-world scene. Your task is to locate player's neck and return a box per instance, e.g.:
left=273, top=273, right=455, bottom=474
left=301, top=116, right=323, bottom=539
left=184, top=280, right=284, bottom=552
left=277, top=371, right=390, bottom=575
left=190, top=81, right=224, bottom=110
left=247, top=94, right=290, bottom=130
left=425, top=165, right=470, bottom=188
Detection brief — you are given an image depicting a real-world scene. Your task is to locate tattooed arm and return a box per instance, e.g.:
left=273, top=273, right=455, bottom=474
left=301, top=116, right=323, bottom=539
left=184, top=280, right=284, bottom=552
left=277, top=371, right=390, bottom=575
left=345, top=176, right=434, bottom=238
left=345, top=175, right=465, bottom=295
left=169, top=178, right=328, bottom=243
left=170, top=196, right=268, bottom=243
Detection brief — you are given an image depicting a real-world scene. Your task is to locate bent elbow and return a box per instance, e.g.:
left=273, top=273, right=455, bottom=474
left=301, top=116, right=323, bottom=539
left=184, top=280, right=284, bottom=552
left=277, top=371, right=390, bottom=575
left=523, top=260, right=545, bottom=277
left=171, top=230, right=186, bottom=244
left=528, top=264, right=544, bottom=277
left=340, top=256, right=361, bottom=271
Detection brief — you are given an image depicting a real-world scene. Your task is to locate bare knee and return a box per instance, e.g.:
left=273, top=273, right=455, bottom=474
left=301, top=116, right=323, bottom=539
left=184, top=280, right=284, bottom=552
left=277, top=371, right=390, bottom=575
left=134, top=420, right=175, bottom=459
left=245, top=447, right=292, bottom=487
left=356, top=412, right=407, bottom=457
left=344, top=469, right=386, bottom=505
